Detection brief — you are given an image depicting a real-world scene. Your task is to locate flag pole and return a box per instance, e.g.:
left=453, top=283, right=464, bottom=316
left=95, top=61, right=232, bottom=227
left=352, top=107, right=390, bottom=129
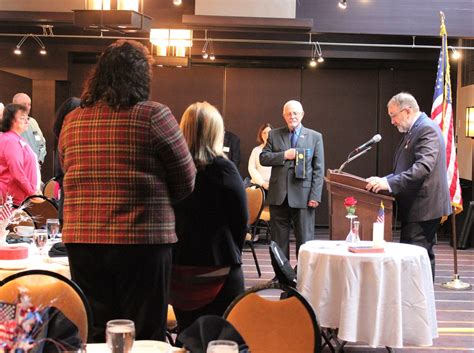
left=437, top=11, right=471, bottom=291
left=441, top=207, right=472, bottom=290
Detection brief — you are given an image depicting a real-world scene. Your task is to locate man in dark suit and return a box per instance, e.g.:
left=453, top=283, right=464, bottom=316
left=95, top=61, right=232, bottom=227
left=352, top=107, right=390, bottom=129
left=223, top=130, right=241, bottom=169
left=366, top=92, right=451, bottom=279
left=260, top=100, right=325, bottom=259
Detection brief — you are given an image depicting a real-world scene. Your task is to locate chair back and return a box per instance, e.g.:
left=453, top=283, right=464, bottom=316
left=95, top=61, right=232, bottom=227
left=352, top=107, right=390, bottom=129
left=269, top=241, right=296, bottom=287
left=22, top=195, right=58, bottom=229
left=43, top=178, right=59, bottom=199
left=245, top=186, right=265, bottom=225
left=224, top=282, right=322, bottom=353
left=0, top=270, right=92, bottom=343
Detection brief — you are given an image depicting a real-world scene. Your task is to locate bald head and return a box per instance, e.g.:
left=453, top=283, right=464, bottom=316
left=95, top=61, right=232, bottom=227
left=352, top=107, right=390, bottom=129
left=283, top=100, right=304, bottom=131
left=12, top=93, right=31, bottom=115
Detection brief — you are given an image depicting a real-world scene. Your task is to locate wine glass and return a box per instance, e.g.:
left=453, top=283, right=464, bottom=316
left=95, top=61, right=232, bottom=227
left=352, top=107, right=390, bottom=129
left=46, top=218, right=60, bottom=240
left=33, top=230, right=48, bottom=255
left=206, top=340, right=238, bottom=353
left=106, top=319, right=135, bottom=353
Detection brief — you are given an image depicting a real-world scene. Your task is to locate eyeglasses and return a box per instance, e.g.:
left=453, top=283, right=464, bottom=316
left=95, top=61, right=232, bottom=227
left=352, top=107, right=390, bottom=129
left=388, top=108, right=407, bottom=119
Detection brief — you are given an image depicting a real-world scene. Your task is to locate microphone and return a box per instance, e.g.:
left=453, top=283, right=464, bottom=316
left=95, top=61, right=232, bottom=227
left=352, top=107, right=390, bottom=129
left=353, top=134, right=382, bottom=153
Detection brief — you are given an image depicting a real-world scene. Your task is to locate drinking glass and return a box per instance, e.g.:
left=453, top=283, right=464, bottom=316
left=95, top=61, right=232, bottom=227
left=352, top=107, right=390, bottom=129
left=33, top=230, right=48, bottom=255
left=46, top=218, right=60, bottom=239
left=106, top=319, right=135, bottom=353
left=206, top=340, right=238, bottom=353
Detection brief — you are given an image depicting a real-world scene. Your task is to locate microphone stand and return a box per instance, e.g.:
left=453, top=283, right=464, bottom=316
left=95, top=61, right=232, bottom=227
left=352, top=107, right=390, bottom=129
left=337, top=146, right=373, bottom=173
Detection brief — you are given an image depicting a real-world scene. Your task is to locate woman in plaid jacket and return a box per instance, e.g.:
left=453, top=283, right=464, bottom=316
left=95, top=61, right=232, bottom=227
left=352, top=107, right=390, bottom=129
left=59, top=40, right=196, bottom=342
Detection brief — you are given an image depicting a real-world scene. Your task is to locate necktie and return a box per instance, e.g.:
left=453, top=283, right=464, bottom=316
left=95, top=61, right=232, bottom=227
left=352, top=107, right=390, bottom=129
left=290, top=131, right=298, bottom=148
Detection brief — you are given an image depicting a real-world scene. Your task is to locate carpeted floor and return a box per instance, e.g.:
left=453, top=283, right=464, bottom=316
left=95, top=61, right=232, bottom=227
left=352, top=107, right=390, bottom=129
left=241, top=230, right=474, bottom=352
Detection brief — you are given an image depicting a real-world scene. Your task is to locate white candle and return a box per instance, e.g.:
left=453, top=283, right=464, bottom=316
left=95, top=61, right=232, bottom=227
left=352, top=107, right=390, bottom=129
left=372, top=222, right=385, bottom=248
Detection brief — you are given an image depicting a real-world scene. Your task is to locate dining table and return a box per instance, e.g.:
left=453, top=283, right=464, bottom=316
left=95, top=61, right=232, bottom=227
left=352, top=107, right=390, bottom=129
left=297, top=240, right=438, bottom=350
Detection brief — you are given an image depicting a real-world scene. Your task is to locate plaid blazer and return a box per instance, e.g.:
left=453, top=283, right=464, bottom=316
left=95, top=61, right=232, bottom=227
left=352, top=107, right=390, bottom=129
left=58, top=101, right=196, bottom=244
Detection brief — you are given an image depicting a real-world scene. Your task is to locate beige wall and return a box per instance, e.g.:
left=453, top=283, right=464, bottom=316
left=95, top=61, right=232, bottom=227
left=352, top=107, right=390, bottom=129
left=456, top=70, right=474, bottom=181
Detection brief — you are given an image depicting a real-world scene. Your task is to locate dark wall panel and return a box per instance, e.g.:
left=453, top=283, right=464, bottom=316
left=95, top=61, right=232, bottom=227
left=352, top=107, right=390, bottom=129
left=302, top=69, right=379, bottom=226
left=0, top=70, right=31, bottom=105
left=378, top=69, right=436, bottom=176
left=151, top=65, right=225, bottom=122
left=224, top=67, right=301, bottom=176
left=68, top=63, right=93, bottom=98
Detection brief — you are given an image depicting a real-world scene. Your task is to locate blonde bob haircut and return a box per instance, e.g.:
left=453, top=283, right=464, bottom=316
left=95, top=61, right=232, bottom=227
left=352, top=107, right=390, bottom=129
left=180, top=101, right=225, bottom=168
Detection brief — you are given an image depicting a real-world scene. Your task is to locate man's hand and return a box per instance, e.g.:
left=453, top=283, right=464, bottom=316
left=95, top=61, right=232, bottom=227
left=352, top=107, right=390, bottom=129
left=284, top=148, right=296, bottom=160
left=262, top=182, right=269, bottom=190
left=365, top=176, right=389, bottom=193
left=308, top=200, right=319, bottom=208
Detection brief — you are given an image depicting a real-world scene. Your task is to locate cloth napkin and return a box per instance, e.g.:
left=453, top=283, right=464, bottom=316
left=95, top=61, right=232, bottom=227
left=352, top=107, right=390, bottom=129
left=176, top=315, right=249, bottom=353
left=48, top=242, right=68, bottom=257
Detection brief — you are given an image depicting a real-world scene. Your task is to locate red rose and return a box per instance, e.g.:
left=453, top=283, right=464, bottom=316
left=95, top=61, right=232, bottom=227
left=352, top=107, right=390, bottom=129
left=344, top=197, right=357, bottom=207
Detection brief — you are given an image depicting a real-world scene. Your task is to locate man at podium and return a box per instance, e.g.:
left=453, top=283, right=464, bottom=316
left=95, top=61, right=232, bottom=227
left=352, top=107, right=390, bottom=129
left=366, top=92, right=451, bottom=278
left=260, top=100, right=325, bottom=259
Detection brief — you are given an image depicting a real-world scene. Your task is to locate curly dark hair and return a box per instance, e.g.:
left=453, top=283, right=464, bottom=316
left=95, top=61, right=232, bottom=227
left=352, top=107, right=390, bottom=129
left=53, top=97, right=81, bottom=147
left=1, top=103, right=27, bottom=132
left=81, top=40, right=153, bottom=110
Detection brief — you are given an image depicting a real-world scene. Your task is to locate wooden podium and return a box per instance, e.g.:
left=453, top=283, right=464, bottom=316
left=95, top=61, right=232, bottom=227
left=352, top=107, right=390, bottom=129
left=325, top=169, right=395, bottom=241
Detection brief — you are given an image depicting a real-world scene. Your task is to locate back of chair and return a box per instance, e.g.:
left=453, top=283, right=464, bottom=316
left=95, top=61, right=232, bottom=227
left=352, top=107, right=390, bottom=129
left=43, top=178, right=59, bottom=199
left=224, top=282, right=322, bottom=353
left=245, top=186, right=265, bottom=225
left=0, top=270, right=91, bottom=343
left=22, top=195, right=58, bottom=229
left=269, top=241, right=296, bottom=287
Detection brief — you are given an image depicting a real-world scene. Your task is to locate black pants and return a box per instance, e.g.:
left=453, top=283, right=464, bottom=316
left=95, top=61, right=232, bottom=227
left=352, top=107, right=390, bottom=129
left=400, top=218, right=440, bottom=281
left=270, top=198, right=315, bottom=259
left=66, top=243, right=172, bottom=343
left=174, top=264, right=244, bottom=333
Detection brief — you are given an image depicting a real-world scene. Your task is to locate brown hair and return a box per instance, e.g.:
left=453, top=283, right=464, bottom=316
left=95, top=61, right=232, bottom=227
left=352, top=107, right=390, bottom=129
left=256, top=123, right=273, bottom=144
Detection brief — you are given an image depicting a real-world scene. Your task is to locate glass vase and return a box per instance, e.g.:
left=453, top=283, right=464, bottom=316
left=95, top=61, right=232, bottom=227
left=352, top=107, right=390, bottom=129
left=345, top=215, right=360, bottom=243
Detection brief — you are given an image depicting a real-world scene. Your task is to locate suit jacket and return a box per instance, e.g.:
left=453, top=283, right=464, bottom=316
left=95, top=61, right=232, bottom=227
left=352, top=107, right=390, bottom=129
left=223, top=131, right=241, bottom=169
left=387, top=113, right=452, bottom=222
left=260, top=125, right=324, bottom=208
left=173, top=157, right=248, bottom=266
left=59, top=101, right=196, bottom=244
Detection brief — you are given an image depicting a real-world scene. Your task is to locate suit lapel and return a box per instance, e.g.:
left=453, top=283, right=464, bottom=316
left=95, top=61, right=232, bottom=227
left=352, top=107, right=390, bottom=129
left=393, top=113, right=427, bottom=169
left=280, top=128, right=291, bottom=149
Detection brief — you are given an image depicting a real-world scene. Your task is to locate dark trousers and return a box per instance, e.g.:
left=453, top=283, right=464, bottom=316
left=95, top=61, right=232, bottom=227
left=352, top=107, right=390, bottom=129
left=174, top=264, right=244, bottom=333
left=400, top=218, right=440, bottom=281
left=66, top=243, right=172, bottom=343
left=270, top=198, right=315, bottom=259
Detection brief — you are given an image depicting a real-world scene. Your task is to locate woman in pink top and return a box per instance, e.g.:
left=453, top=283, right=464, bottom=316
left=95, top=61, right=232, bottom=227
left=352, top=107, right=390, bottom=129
left=0, top=104, right=39, bottom=205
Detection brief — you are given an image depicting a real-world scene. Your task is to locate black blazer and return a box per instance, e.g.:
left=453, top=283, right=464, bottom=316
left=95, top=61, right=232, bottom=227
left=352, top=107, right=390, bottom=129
left=173, top=157, right=248, bottom=266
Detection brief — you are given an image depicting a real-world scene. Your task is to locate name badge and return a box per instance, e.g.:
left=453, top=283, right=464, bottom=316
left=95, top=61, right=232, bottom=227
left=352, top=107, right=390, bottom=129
left=223, top=146, right=230, bottom=153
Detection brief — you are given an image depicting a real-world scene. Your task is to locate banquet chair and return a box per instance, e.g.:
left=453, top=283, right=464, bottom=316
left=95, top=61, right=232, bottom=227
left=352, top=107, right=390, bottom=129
left=224, top=282, right=322, bottom=353
left=269, top=241, right=296, bottom=287
left=245, top=186, right=265, bottom=277
left=257, top=205, right=271, bottom=243
left=0, top=269, right=92, bottom=344
left=21, top=195, right=59, bottom=229
left=43, top=178, right=60, bottom=200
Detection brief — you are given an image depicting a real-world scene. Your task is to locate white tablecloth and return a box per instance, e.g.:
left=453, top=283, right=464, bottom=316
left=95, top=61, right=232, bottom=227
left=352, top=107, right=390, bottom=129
left=297, top=240, right=437, bottom=348
left=0, top=242, right=70, bottom=281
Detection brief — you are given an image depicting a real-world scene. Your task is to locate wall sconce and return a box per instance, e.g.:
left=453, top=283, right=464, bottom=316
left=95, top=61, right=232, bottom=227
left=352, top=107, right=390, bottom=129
left=466, top=106, right=474, bottom=138
left=74, top=0, right=152, bottom=32
left=150, top=29, right=193, bottom=67
left=338, top=0, right=348, bottom=9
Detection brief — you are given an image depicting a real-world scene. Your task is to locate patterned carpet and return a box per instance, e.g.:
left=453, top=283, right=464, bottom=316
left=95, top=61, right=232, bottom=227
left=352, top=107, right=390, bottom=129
left=241, top=230, right=474, bottom=352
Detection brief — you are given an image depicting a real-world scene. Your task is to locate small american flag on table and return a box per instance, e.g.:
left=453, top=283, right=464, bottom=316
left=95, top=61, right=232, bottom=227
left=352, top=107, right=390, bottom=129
left=376, top=201, right=385, bottom=223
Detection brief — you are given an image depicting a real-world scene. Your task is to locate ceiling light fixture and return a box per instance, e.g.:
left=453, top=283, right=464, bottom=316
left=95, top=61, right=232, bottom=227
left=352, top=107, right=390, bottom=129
left=202, top=30, right=209, bottom=59
left=451, top=47, right=461, bottom=60
left=173, top=0, right=182, bottom=5
left=309, top=43, right=317, bottom=68
left=13, top=34, right=47, bottom=55
left=208, top=39, right=215, bottom=60
left=338, top=0, right=348, bottom=9
left=315, top=41, right=324, bottom=63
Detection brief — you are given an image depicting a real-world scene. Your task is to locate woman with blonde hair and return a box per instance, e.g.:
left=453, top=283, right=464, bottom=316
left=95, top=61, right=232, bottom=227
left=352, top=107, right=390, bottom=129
left=172, top=101, right=248, bottom=332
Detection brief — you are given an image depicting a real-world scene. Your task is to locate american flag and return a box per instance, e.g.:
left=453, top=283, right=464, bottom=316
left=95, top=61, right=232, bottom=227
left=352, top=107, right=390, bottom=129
left=376, top=201, right=384, bottom=223
left=0, top=303, right=17, bottom=346
left=0, top=199, right=13, bottom=222
left=430, top=12, right=463, bottom=214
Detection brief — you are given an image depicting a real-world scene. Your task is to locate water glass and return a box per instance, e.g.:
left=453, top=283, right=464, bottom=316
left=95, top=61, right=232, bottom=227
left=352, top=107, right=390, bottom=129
left=206, top=340, right=238, bottom=353
left=33, top=230, right=48, bottom=255
left=106, top=319, right=135, bottom=353
left=46, top=218, right=60, bottom=239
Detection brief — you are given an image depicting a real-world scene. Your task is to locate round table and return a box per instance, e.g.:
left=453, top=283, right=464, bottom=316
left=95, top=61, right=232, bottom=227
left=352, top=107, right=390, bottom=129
left=297, top=240, right=437, bottom=348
